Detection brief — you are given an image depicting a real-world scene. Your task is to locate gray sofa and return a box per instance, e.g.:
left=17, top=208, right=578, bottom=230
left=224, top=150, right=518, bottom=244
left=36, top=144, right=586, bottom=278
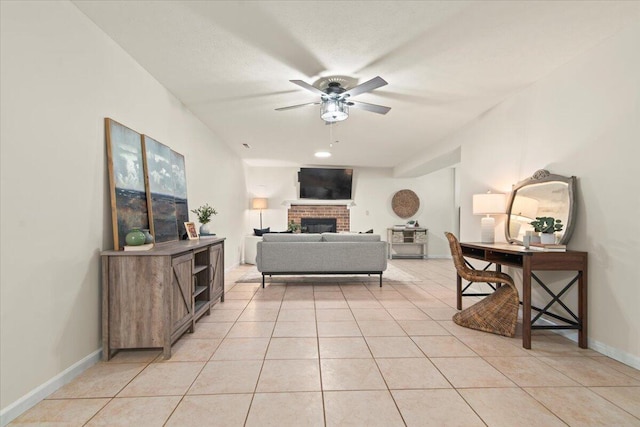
left=256, top=233, right=388, bottom=287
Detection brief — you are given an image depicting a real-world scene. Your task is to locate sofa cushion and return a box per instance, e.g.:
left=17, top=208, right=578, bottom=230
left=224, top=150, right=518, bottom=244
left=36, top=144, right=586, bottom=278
left=321, top=233, right=381, bottom=242
left=256, top=241, right=387, bottom=272
left=262, top=233, right=323, bottom=242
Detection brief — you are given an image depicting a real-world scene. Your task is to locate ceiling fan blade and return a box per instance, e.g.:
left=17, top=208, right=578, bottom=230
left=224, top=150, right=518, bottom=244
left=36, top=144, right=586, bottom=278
left=341, top=76, right=388, bottom=99
left=290, top=80, right=327, bottom=97
left=348, top=101, right=391, bottom=115
left=185, top=3, right=325, bottom=77
left=275, top=101, right=321, bottom=111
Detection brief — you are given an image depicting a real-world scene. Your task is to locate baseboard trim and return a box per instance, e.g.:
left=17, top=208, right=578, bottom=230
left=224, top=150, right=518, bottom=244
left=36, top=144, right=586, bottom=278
left=464, top=285, right=639, bottom=370
left=0, top=348, right=102, bottom=427
left=586, top=338, right=640, bottom=369
left=535, top=317, right=640, bottom=369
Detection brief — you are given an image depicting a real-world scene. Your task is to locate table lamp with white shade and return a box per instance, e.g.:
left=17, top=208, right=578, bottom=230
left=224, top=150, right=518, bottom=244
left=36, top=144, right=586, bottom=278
left=473, top=192, right=506, bottom=243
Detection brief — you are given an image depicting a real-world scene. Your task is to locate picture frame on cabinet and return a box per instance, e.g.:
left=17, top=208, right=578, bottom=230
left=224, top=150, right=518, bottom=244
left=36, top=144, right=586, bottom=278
left=184, top=222, right=198, bottom=240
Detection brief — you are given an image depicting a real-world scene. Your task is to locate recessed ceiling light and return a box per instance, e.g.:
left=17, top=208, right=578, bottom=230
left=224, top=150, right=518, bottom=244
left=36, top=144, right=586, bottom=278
left=314, top=151, right=331, bottom=158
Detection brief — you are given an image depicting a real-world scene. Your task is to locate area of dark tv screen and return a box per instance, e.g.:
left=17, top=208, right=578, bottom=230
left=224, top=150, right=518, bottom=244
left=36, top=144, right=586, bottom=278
left=299, top=168, right=353, bottom=200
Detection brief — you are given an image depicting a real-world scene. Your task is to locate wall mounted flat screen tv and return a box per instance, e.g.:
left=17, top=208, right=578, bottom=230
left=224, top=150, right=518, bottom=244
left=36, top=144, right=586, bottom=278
left=298, top=168, right=353, bottom=200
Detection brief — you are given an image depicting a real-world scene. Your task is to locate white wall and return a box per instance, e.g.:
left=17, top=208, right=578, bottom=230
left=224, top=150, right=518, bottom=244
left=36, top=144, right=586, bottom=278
left=451, top=22, right=640, bottom=364
left=244, top=165, right=456, bottom=257
left=245, top=165, right=298, bottom=232
left=0, top=0, right=247, bottom=414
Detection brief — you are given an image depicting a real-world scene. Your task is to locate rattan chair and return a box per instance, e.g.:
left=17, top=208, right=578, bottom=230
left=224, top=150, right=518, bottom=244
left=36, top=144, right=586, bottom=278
left=444, top=232, right=519, bottom=337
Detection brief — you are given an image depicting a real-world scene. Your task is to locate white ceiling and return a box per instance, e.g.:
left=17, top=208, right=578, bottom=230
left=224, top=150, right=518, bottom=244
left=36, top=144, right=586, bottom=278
left=73, top=1, right=639, bottom=170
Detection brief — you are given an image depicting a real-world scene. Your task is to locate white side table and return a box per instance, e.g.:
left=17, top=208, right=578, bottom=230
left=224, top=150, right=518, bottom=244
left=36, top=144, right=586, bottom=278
left=243, top=235, right=263, bottom=264
left=387, top=227, right=428, bottom=259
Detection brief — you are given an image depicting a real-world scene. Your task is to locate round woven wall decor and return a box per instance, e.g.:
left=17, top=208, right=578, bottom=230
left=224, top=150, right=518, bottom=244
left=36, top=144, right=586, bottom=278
left=392, top=189, right=420, bottom=218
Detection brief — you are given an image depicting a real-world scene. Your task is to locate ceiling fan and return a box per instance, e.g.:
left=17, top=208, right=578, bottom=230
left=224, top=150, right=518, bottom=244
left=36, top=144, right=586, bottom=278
left=275, top=76, right=391, bottom=123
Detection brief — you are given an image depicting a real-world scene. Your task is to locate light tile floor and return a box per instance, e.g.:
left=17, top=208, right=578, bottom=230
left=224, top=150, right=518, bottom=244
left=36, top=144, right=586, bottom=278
left=11, top=259, right=640, bottom=426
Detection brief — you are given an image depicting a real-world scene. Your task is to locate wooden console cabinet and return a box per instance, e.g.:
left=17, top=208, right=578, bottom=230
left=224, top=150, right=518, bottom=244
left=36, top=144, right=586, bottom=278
left=101, top=238, right=225, bottom=360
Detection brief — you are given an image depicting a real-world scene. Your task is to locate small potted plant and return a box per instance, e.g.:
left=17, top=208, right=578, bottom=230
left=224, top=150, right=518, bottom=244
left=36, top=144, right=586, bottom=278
left=530, top=217, right=563, bottom=244
left=191, top=203, right=218, bottom=235
left=287, top=220, right=300, bottom=233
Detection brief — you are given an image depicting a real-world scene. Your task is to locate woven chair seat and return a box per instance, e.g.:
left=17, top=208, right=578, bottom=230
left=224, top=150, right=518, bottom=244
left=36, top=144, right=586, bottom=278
left=445, top=232, right=519, bottom=337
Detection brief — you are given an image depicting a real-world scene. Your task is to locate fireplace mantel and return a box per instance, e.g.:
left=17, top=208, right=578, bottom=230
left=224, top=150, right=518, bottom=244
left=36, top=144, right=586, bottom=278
left=282, top=199, right=356, bottom=209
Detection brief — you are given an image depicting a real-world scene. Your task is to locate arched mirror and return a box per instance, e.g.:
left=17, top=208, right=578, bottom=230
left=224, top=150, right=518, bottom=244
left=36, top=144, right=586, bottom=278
left=505, top=170, right=577, bottom=245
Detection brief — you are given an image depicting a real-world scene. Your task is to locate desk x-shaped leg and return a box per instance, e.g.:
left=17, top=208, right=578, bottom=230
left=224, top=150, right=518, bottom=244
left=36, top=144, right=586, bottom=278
left=528, top=272, right=580, bottom=329
left=522, top=258, right=587, bottom=349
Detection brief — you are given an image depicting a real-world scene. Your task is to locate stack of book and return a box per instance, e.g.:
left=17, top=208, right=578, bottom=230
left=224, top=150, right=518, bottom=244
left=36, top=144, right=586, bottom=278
left=199, top=233, right=217, bottom=239
left=124, top=243, right=154, bottom=251
left=529, top=243, right=566, bottom=252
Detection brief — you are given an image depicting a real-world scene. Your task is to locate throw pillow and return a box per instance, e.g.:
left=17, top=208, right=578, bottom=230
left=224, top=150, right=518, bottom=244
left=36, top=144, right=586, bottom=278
left=253, top=227, right=270, bottom=236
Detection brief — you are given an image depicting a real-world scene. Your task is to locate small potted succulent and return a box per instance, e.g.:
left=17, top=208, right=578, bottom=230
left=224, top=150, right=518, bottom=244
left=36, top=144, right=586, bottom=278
left=191, top=203, right=218, bottom=235
left=287, top=220, right=300, bottom=233
left=530, top=217, right=563, bottom=244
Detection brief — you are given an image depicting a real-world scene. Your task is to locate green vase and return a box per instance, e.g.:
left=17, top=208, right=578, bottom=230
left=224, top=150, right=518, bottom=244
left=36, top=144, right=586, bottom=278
left=125, top=229, right=146, bottom=246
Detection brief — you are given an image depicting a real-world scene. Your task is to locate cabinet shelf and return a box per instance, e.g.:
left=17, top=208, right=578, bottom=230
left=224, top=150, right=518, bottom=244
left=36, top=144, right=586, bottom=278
left=193, top=264, right=208, bottom=275
left=194, top=285, right=207, bottom=298
left=194, top=299, right=208, bottom=315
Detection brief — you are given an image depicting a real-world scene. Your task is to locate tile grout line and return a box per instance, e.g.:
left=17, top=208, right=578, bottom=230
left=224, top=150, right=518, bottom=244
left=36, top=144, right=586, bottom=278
left=587, top=386, right=640, bottom=421
left=314, top=284, right=328, bottom=427
left=241, top=283, right=280, bottom=427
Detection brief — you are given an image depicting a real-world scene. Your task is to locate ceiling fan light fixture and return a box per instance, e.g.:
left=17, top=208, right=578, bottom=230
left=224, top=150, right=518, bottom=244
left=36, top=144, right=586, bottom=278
left=278, top=76, right=389, bottom=121
left=320, top=99, right=348, bottom=122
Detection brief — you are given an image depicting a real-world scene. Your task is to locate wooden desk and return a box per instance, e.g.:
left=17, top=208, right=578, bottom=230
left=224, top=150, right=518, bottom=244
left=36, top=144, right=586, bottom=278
left=458, top=242, right=588, bottom=349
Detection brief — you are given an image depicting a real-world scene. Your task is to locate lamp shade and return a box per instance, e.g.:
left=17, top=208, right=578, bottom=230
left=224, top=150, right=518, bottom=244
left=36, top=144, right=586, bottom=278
left=252, top=198, right=268, bottom=210
left=473, top=193, right=506, bottom=215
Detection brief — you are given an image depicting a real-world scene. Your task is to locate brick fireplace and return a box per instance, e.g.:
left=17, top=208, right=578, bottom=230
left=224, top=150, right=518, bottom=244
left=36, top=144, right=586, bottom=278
left=288, top=204, right=350, bottom=232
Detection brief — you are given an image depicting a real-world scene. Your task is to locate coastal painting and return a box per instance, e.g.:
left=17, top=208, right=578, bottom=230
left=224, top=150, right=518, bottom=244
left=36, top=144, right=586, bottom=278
left=143, top=136, right=179, bottom=243
left=105, top=118, right=149, bottom=250
left=171, top=150, right=189, bottom=239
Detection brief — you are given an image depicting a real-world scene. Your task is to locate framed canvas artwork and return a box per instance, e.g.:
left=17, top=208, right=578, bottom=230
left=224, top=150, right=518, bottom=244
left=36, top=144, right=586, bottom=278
left=171, top=150, right=189, bottom=240
left=105, top=118, right=150, bottom=250
left=142, top=135, right=179, bottom=243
